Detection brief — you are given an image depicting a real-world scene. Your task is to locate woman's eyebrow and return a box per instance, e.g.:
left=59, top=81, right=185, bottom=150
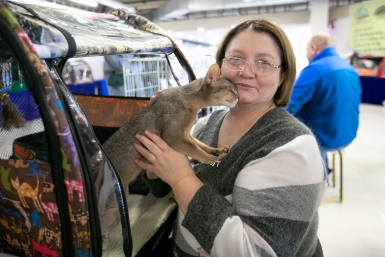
left=227, top=51, right=276, bottom=60
left=254, top=53, right=275, bottom=59
left=226, top=50, right=243, bottom=55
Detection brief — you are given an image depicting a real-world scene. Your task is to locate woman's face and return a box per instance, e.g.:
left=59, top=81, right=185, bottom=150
left=221, top=30, right=285, bottom=107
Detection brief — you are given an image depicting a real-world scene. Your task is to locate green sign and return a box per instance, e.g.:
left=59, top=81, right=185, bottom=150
left=349, top=0, right=385, bottom=56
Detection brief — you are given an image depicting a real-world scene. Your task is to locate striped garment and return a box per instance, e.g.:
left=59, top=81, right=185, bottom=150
left=145, top=107, right=327, bottom=257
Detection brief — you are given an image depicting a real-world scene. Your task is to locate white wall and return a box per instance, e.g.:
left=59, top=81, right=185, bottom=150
left=82, top=56, right=105, bottom=80
left=329, top=17, right=354, bottom=59
left=281, top=23, right=311, bottom=78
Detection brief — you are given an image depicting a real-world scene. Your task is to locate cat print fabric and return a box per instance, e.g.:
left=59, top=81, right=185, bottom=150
left=0, top=160, right=63, bottom=257
left=0, top=2, right=93, bottom=256
left=0, top=159, right=92, bottom=257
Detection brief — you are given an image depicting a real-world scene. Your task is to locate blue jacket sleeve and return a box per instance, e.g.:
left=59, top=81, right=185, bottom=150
left=286, top=66, right=321, bottom=115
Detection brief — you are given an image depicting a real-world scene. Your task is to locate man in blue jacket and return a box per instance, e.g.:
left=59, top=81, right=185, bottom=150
left=287, top=33, right=362, bottom=170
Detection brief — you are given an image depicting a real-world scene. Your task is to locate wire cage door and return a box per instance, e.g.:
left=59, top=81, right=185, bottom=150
left=123, top=56, right=173, bottom=97
left=122, top=55, right=215, bottom=97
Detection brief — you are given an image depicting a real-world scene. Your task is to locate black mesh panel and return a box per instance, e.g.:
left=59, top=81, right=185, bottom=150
left=0, top=56, right=44, bottom=159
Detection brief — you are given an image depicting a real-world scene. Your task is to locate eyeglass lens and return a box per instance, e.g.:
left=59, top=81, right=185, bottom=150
left=224, top=58, right=274, bottom=75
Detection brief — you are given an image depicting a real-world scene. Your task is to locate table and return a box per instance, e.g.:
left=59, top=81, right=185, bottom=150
left=67, top=79, right=109, bottom=96
left=360, top=76, right=385, bottom=105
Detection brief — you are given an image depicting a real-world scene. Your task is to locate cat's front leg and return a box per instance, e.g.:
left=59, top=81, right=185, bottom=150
left=172, top=139, right=227, bottom=165
left=212, top=145, right=229, bottom=156
left=190, top=136, right=229, bottom=156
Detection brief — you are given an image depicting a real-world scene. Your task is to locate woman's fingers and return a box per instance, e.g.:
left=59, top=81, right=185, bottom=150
left=135, top=133, right=163, bottom=155
left=134, top=131, right=195, bottom=187
left=132, top=143, right=156, bottom=173
left=144, top=131, right=170, bottom=151
left=133, top=142, right=156, bottom=163
left=134, top=158, right=153, bottom=172
left=150, top=90, right=162, bottom=101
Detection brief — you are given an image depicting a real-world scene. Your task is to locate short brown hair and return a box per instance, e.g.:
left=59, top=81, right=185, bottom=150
left=215, top=19, right=296, bottom=107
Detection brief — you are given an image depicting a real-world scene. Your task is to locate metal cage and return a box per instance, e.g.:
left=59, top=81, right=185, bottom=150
left=123, top=56, right=172, bottom=97
left=122, top=55, right=213, bottom=97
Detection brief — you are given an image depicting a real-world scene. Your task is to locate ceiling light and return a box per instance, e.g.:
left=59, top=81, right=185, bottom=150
left=166, top=30, right=173, bottom=34
left=197, top=27, right=204, bottom=33
left=69, top=0, right=98, bottom=7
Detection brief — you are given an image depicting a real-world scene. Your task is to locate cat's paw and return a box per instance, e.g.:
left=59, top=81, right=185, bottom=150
left=213, top=145, right=230, bottom=156
left=210, top=152, right=227, bottom=167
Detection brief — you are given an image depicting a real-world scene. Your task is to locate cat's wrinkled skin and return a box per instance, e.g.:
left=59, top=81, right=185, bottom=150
left=103, top=63, right=238, bottom=196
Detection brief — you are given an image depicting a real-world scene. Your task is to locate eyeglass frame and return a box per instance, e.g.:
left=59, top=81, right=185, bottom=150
left=222, top=57, right=281, bottom=76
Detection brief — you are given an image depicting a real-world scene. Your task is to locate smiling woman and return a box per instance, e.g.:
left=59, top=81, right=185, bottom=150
left=136, top=18, right=327, bottom=257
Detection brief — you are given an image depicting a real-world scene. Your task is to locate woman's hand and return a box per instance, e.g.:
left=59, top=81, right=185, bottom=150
left=150, top=89, right=162, bottom=101
left=133, top=131, right=194, bottom=188
left=134, top=131, right=203, bottom=214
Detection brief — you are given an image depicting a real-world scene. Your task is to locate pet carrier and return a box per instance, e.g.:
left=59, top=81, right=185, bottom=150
left=0, top=1, right=196, bottom=257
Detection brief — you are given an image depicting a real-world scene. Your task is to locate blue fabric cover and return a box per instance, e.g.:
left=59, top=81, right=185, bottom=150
left=287, top=47, right=362, bottom=150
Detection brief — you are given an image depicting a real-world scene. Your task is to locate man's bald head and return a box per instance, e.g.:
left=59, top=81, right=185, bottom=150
left=306, top=32, right=334, bottom=62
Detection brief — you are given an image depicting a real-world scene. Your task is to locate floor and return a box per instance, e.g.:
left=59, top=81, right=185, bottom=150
left=318, top=103, right=385, bottom=257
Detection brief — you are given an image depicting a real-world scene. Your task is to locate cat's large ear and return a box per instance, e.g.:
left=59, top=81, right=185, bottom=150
left=204, top=63, right=221, bottom=86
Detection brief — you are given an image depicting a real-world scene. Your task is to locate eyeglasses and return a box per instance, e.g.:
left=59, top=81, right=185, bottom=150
left=222, top=57, right=281, bottom=76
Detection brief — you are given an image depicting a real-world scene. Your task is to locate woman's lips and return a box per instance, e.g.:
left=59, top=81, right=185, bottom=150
left=236, top=83, right=255, bottom=89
